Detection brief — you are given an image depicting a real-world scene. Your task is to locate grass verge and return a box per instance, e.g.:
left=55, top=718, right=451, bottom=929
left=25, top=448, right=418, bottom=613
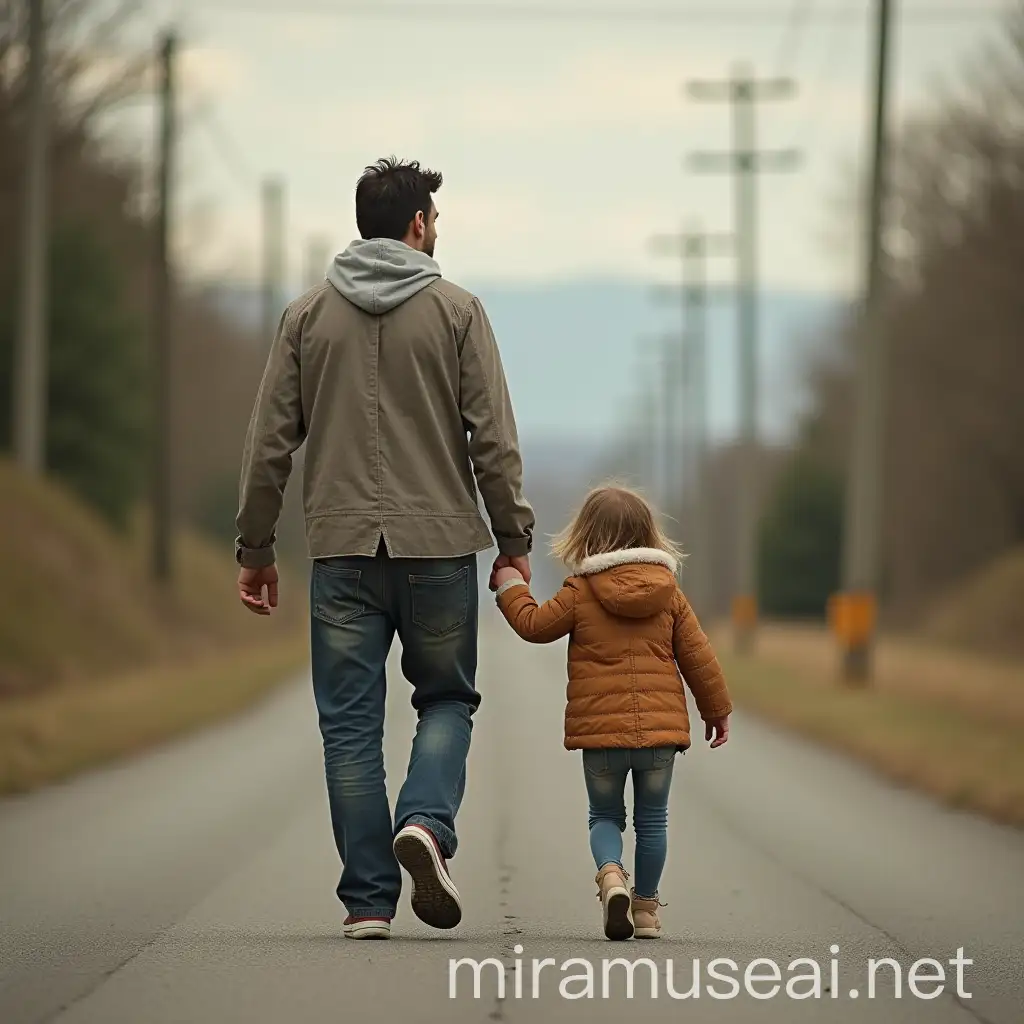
left=0, top=631, right=307, bottom=797
left=720, top=639, right=1024, bottom=827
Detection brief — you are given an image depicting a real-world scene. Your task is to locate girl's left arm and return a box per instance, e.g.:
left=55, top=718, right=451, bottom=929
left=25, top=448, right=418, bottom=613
left=495, top=578, right=578, bottom=643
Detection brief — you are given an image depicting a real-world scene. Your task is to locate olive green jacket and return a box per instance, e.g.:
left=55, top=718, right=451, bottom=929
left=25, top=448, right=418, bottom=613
left=235, top=239, right=534, bottom=568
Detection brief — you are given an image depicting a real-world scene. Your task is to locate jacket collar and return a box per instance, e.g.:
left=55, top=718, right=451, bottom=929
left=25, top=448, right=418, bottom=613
left=575, top=547, right=678, bottom=577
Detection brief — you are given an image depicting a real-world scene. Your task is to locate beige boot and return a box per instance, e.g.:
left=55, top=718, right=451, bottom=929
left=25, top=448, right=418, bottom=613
left=630, top=889, right=664, bottom=939
left=595, top=864, right=633, bottom=940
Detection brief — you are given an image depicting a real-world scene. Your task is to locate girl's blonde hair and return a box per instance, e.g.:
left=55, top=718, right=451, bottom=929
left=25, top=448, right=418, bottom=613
left=550, top=483, right=684, bottom=568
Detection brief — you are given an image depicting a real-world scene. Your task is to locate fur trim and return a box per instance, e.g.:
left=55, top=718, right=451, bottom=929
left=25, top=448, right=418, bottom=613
left=574, top=547, right=678, bottom=576
left=495, top=578, right=528, bottom=597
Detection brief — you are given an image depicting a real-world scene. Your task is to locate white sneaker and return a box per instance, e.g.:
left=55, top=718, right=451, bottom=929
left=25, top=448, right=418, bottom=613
left=393, top=824, right=462, bottom=929
left=343, top=915, right=391, bottom=940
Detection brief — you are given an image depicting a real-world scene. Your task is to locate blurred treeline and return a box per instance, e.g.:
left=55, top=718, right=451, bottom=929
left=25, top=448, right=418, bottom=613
left=586, top=6, right=1024, bottom=653
left=0, top=1, right=305, bottom=563
left=4, top=1, right=1021, bottom=659
left=749, top=6, right=1024, bottom=650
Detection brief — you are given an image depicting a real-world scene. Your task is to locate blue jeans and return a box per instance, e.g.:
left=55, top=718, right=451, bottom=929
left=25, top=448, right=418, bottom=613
left=309, top=544, right=479, bottom=920
left=582, top=746, right=677, bottom=899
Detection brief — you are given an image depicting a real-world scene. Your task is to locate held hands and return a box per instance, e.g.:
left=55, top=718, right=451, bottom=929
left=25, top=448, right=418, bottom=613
left=238, top=564, right=279, bottom=615
left=705, top=715, right=730, bottom=748
left=493, top=566, right=525, bottom=590
left=489, top=553, right=531, bottom=591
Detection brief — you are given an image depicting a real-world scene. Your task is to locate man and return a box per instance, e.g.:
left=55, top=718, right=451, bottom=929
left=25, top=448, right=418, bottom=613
left=234, top=157, right=534, bottom=940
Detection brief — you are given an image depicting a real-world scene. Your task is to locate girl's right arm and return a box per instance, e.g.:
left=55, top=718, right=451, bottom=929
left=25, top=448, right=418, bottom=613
left=671, top=593, right=733, bottom=725
left=495, top=578, right=578, bottom=643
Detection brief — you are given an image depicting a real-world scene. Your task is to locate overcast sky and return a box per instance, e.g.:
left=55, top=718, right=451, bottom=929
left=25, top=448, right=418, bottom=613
left=122, top=1, right=1007, bottom=295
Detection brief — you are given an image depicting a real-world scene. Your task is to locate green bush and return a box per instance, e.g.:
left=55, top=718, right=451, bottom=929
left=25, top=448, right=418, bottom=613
left=0, top=222, right=148, bottom=529
left=758, top=453, right=843, bottom=619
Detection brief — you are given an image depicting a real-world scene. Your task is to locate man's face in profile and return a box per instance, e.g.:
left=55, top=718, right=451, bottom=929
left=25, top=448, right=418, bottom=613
left=423, top=203, right=438, bottom=258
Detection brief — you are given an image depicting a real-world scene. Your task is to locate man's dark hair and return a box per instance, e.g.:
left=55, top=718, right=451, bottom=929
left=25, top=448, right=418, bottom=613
left=355, top=156, right=443, bottom=241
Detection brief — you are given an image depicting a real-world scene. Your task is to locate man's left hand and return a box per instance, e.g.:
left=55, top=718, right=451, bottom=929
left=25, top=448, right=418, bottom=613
left=238, top=564, right=279, bottom=615
left=490, top=553, right=532, bottom=591
left=488, top=555, right=510, bottom=591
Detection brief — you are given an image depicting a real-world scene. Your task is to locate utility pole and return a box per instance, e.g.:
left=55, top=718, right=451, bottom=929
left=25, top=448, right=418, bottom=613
left=687, top=64, right=800, bottom=653
left=626, top=338, right=661, bottom=492
left=13, top=0, right=49, bottom=474
left=834, top=0, right=895, bottom=683
left=152, top=30, right=176, bottom=583
left=651, top=224, right=732, bottom=611
left=305, top=236, right=331, bottom=291
left=261, top=178, right=286, bottom=343
left=639, top=331, right=683, bottom=518
left=661, top=335, right=682, bottom=522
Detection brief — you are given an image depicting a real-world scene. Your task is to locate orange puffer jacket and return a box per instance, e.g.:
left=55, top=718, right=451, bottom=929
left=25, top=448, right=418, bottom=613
left=495, top=547, right=732, bottom=750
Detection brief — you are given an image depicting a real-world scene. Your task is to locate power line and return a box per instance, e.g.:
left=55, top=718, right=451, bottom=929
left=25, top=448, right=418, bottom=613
left=774, top=0, right=817, bottom=75
left=784, top=0, right=864, bottom=161
left=762, top=0, right=862, bottom=291
left=196, top=0, right=1005, bottom=24
left=190, top=99, right=258, bottom=192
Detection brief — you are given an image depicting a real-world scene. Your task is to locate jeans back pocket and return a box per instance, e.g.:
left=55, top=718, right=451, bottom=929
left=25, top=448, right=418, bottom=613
left=409, top=566, right=470, bottom=637
left=583, top=749, right=611, bottom=777
left=312, top=563, right=364, bottom=626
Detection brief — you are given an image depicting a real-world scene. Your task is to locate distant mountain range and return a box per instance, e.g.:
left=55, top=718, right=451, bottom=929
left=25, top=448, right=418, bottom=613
left=200, top=277, right=848, bottom=452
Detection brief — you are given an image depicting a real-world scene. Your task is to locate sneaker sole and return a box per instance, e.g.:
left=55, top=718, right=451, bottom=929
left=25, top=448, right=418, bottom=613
left=634, top=928, right=661, bottom=939
left=603, top=888, right=634, bottom=941
left=343, top=922, right=391, bottom=940
left=394, top=829, right=462, bottom=929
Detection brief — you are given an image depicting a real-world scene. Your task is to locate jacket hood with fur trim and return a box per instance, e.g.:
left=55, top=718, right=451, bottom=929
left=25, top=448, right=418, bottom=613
left=575, top=547, right=678, bottom=620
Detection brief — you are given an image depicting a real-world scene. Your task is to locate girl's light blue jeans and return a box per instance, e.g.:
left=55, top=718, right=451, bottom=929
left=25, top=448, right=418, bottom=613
left=582, top=746, right=677, bottom=899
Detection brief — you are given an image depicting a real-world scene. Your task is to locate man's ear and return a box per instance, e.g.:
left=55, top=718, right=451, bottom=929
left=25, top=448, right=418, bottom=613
left=412, top=210, right=426, bottom=237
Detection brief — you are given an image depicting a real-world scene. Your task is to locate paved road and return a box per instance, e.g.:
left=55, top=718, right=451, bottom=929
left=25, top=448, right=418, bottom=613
left=2, top=610, right=1022, bottom=1023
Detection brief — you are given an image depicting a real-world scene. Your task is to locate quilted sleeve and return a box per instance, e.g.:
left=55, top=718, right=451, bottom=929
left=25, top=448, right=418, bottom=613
left=672, top=593, right=733, bottom=721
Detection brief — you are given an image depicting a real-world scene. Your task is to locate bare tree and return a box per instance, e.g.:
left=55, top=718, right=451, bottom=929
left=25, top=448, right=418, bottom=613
left=795, top=2, right=1024, bottom=623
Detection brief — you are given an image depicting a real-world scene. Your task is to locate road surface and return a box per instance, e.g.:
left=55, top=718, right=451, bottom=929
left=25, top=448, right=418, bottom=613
left=2, top=610, right=1022, bottom=1023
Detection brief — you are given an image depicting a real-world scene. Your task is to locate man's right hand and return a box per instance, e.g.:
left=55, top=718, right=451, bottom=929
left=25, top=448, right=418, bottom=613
left=489, top=554, right=531, bottom=591
left=238, top=564, right=279, bottom=615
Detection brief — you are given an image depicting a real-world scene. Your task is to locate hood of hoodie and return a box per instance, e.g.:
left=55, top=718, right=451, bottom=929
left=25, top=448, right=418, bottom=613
left=575, top=547, right=679, bottom=619
left=326, top=238, right=441, bottom=314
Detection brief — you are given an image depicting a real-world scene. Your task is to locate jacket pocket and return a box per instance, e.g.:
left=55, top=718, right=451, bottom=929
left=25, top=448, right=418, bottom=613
left=409, top=566, right=470, bottom=637
left=312, top=563, right=364, bottom=626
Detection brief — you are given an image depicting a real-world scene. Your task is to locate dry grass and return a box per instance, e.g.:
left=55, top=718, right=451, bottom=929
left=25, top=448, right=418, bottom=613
left=0, top=459, right=305, bottom=696
left=0, top=458, right=311, bottom=793
left=921, top=546, right=1024, bottom=660
left=717, top=623, right=1024, bottom=827
left=0, top=631, right=307, bottom=796
left=751, top=623, right=1024, bottom=728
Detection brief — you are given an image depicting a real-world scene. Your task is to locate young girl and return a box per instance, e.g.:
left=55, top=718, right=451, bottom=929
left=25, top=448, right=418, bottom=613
left=492, top=485, right=732, bottom=941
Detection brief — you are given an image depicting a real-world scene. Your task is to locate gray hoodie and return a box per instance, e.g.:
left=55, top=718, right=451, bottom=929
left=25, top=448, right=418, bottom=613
left=236, top=236, right=535, bottom=570
left=327, top=238, right=441, bottom=314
